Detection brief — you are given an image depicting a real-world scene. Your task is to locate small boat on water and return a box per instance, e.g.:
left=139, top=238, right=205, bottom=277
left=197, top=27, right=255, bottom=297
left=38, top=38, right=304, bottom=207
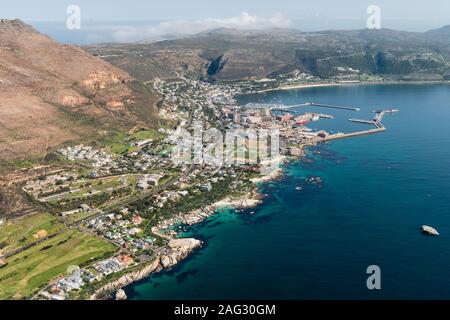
left=421, top=225, right=439, bottom=236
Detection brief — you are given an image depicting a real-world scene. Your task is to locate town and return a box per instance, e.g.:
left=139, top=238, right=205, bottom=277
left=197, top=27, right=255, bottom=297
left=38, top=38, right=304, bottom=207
left=0, top=74, right=396, bottom=300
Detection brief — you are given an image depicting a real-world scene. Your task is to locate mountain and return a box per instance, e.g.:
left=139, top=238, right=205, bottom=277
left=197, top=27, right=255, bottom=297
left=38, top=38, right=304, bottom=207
left=0, top=19, right=158, bottom=161
left=426, top=25, right=450, bottom=43
left=86, top=26, right=450, bottom=82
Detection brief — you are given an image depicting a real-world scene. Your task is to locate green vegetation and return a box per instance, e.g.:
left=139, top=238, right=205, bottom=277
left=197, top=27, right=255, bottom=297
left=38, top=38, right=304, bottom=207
left=43, top=175, right=141, bottom=210
left=0, top=158, right=41, bottom=173
left=131, top=174, right=253, bottom=236
left=100, top=130, right=129, bottom=155
left=9, top=159, right=39, bottom=169
left=0, top=229, right=117, bottom=300
left=99, top=129, right=162, bottom=155
left=58, top=176, right=134, bottom=200
left=130, top=129, right=162, bottom=141
left=64, top=211, right=98, bottom=225
left=0, top=213, right=64, bottom=255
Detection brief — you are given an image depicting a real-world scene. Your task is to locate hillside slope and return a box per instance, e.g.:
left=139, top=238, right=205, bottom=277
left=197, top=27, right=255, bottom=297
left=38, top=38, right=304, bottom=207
left=0, top=19, right=158, bottom=161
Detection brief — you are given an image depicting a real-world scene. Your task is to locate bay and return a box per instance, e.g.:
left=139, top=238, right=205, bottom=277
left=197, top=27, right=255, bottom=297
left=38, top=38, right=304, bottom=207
left=127, top=83, right=450, bottom=299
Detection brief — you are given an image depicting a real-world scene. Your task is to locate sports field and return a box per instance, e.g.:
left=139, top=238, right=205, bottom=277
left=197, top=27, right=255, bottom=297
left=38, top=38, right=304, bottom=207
left=0, top=213, right=64, bottom=256
left=0, top=229, right=117, bottom=299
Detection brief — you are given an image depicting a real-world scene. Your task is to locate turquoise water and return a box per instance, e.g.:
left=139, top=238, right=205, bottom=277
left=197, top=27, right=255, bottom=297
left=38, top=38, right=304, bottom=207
left=127, top=84, right=450, bottom=299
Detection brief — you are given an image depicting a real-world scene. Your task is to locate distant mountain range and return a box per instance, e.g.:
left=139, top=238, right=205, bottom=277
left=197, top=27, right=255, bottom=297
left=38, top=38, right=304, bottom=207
left=425, top=25, right=450, bottom=43
left=86, top=26, right=450, bottom=81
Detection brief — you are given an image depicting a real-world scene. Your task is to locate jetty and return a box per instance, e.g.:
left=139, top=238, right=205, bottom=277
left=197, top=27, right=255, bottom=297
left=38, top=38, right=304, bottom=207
left=277, top=102, right=360, bottom=111
left=245, top=101, right=398, bottom=142
left=319, top=109, right=399, bottom=142
left=349, top=109, right=399, bottom=129
left=348, top=119, right=374, bottom=125
left=320, top=127, right=387, bottom=141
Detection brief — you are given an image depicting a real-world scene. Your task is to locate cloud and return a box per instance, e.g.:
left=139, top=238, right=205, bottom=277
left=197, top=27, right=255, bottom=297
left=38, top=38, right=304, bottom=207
left=111, top=12, right=291, bottom=42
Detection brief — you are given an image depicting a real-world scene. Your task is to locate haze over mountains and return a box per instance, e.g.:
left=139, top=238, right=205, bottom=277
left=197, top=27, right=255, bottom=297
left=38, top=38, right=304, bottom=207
left=87, top=25, right=450, bottom=81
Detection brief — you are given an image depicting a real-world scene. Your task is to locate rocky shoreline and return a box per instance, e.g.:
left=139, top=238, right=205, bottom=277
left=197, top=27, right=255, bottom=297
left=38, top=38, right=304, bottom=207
left=90, top=165, right=292, bottom=300
left=90, top=191, right=267, bottom=299
left=251, top=168, right=284, bottom=184
left=90, top=238, right=202, bottom=300
left=152, top=191, right=263, bottom=239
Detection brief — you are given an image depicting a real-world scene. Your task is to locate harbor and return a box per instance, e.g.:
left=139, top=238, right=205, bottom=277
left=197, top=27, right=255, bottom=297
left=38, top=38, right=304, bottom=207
left=350, top=109, right=399, bottom=127
left=318, top=109, right=399, bottom=141
left=244, top=101, right=398, bottom=143
left=130, top=83, right=450, bottom=300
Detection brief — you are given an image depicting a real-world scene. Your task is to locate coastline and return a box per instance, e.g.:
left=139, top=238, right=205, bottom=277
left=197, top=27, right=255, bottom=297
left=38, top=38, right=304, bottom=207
left=251, top=167, right=284, bottom=184
left=80, top=79, right=411, bottom=300
left=90, top=238, right=202, bottom=300
left=241, top=80, right=450, bottom=95
left=152, top=191, right=264, bottom=240
left=88, top=79, right=420, bottom=300
left=90, top=192, right=265, bottom=300
left=239, top=82, right=345, bottom=95
left=258, top=82, right=345, bottom=93
left=80, top=79, right=418, bottom=300
left=91, top=163, right=293, bottom=299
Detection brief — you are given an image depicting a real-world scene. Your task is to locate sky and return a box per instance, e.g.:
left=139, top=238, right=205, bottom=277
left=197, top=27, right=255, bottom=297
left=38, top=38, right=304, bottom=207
left=2, top=0, right=450, bottom=44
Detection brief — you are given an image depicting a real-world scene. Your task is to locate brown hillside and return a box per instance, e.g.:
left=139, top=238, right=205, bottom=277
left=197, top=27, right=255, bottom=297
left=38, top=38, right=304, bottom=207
left=0, top=19, right=158, bottom=161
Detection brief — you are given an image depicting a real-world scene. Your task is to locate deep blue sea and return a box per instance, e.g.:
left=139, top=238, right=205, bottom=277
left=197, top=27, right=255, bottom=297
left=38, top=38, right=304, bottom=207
left=126, top=83, right=450, bottom=299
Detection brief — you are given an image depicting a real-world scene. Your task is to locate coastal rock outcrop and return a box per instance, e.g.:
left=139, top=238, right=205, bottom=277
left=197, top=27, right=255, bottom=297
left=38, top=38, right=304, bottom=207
left=160, top=239, right=202, bottom=268
left=90, top=238, right=202, bottom=300
left=160, top=255, right=173, bottom=268
left=152, top=193, right=263, bottom=240
left=169, top=238, right=202, bottom=259
left=115, top=289, right=127, bottom=300
left=421, top=225, right=439, bottom=236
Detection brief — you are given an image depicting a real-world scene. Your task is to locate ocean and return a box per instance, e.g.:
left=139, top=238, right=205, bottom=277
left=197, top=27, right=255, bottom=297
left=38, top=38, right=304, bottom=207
left=126, top=83, right=450, bottom=299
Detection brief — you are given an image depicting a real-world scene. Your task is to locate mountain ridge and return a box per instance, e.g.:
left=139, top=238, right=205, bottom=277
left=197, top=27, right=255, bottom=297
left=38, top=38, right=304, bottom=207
left=86, top=25, right=450, bottom=81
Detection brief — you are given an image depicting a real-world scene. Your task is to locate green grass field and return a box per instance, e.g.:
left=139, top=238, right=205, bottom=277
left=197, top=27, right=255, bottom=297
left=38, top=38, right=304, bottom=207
left=130, top=129, right=162, bottom=141
left=64, top=211, right=98, bottom=225
left=44, top=174, right=141, bottom=204
left=0, top=229, right=117, bottom=299
left=101, top=129, right=162, bottom=155
left=0, top=213, right=64, bottom=256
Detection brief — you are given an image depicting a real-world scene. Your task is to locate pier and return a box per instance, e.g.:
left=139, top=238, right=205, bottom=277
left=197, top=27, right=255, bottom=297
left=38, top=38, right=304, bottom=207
left=245, top=101, right=398, bottom=143
left=349, top=109, right=399, bottom=129
left=348, top=119, right=375, bottom=125
left=319, top=127, right=387, bottom=142
left=322, top=109, right=399, bottom=142
left=280, top=102, right=360, bottom=111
